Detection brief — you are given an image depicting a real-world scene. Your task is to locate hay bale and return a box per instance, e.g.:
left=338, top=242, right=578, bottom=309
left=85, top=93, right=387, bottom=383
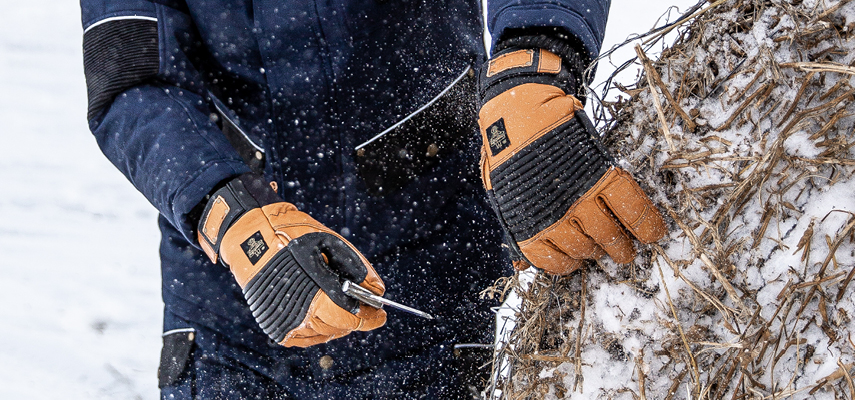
left=492, top=0, right=855, bottom=398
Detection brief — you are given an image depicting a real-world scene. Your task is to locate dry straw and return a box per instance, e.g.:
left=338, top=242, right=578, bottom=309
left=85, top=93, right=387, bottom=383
left=488, top=0, right=855, bottom=398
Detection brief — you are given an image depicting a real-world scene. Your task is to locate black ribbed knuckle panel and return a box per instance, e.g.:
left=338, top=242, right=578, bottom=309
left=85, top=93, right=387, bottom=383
left=243, top=250, right=319, bottom=343
left=490, top=117, right=611, bottom=241
left=83, top=19, right=159, bottom=120
left=268, top=279, right=316, bottom=340
left=249, top=269, right=301, bottom=317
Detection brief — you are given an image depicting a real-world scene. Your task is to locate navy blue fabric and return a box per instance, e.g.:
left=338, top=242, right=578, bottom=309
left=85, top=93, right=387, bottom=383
left=488, top=0, right=611, bottom=58
left=160, top=314, right=291, bottom=400
left=81, top=0, right=609, bottom=397
left=159, top=186, right=505, bottom=398
left=161, top=312, right=487, bottom=400
left=81, top=0, right=610, bottom=247
left=80, top=0, right=156, bottom=27
left=92, top=84, right=251, bottom=243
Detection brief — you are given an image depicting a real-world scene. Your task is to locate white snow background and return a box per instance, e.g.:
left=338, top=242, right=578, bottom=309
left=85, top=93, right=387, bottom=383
left=0, top=1, right=696, bottom=398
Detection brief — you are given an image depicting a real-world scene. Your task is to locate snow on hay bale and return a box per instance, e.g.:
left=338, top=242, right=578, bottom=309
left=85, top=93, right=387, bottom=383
left=487, top=0, right=855, bottom=398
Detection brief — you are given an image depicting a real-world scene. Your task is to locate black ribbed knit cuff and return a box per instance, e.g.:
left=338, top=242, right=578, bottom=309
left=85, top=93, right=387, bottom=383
left=495, top=32, right=590, bottom=102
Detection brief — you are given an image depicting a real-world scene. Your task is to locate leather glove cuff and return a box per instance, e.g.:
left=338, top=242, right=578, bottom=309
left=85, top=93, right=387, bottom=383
left=478, top=31, right=588, bottom=104
left=494, top=33, right=588, bottom=98
left=197, top=173, right=280, bottom=264
left=478, top=46, right=577, bottom=108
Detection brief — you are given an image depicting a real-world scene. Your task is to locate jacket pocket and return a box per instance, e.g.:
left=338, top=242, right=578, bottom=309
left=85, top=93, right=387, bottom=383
left=158, top=328, right=196, bottom=388
left=354, top=67, right=478, bottom=195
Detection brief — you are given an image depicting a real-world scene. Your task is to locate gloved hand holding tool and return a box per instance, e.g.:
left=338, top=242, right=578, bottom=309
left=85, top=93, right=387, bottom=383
left=477, top=35, right=668, bottom=275
left=196, top=173, right=387, bottom=347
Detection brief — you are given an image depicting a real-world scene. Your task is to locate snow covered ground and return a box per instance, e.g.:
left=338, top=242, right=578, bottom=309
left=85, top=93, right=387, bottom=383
left=0, top=1, right=695, bottom=398
left=0, top=2, right=162, bottom=398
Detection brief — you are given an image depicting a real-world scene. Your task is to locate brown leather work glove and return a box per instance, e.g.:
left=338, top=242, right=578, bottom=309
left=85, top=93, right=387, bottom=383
left=196, top=173, right=386, bottom=347
left=477, top=44, right=667, bottom=275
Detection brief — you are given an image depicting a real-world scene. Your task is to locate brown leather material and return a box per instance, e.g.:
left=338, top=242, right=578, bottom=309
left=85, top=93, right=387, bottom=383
left=599, top=173, right=669, bottom=243
left=478, top=83, right=584, bottom=170
left=541, top=218, right=603, bottom=260
left=567, top=182, right=635, bottom=264
left=199, top=238, right=218, bottom=264
left=220, top=208, right=283, bottom=287
left=512, top=260, right=532, bottom=272
left=197, top=173, right=387, bottom=348
left=280, top=292, right=338, bottom=347
left=479, top=147, right=492, bottom=191
left=518, top=239, right=585, bottom=276
left=220, top=202, right=386, bottom=294
left=259, top=203, right=386, bottom=297
left=213, top=200, right=387, bottom=346
left=201, top=195, right=230, bottom=245
left=262, top=203, right=329, bottom=243
left=516, top=167, right=667, bottom=275
left=280, top=290, right=387, bottom=348
left=536, top=49, right=562, bottom=74
left=478, top=49, right=666, bottom=275
left=486, top=49, right=534, bottom=77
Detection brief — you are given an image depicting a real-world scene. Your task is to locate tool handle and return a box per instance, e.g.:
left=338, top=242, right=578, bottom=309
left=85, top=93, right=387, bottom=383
left=341, top=281, right=435, bottom=320
left=341, top=280, right=383, bottom=309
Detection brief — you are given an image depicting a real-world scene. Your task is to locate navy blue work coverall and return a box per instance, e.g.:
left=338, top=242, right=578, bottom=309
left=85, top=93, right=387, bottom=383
left=79, top=0, right=610, bottom=398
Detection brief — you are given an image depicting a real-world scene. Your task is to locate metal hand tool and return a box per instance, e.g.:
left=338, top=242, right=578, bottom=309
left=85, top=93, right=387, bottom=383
left=342, top=281, right=434, bottom=320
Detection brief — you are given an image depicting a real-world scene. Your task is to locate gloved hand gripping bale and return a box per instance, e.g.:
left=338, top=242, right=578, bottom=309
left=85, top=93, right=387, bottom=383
left=477, top=36, right=668, bottom=276
left=196, top=173, right=387, bottom=347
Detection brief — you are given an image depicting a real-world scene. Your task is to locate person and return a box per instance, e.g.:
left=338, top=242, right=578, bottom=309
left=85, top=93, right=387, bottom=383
left=79, top=0, right=664, bottom=398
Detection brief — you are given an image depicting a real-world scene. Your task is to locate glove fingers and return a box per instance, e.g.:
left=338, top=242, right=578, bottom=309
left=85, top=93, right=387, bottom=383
left=319, top=233, right=386, bottom=296
left=280, top=292, right=359, bottom=348
left=512, top=260, right=532, bottom=272
left=546, top=219, right=605, bottom=260
left=354, top=306, right=387, bottom=332
left=359, top=268, right=386, bottom=297
left=319, top=236, right=365, bottom=281
left=279, top=287, right=386, bottom=347
left=283, top=336, right=333, bottom=348
left=599, top=169, right=667, bottom=244
left=281, top=331, right=334, bottom=348
left=571, top=199, right=636, bottom=264
left=519, top=237, right=585, bottom=275
left=279, top=292, right=340, bottom=348
left=310, top=291, right=386, bottom=334
left=312, top=292, right=365, bottom=332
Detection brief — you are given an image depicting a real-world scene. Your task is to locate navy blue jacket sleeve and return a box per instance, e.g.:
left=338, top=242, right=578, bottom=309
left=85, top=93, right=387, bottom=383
left=81, top=0, right=250, bottom=243
left=488, top=0, right=611, bottom=58
left=91, top=85, right=251, bottom=242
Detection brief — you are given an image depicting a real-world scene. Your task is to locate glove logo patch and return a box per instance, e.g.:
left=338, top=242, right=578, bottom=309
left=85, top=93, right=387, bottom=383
left=241, top=231, right=268, bottom=265
left=487, top=118, right=511, bottom=156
